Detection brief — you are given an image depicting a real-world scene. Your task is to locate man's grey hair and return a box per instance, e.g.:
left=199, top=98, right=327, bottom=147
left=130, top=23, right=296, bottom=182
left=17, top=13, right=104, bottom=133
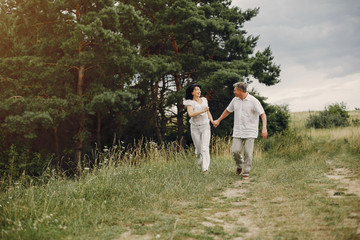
left=233, top=82, right=247, bottom=92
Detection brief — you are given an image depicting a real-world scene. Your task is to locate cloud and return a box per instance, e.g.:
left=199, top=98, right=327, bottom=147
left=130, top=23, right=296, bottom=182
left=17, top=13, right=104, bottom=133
left=238, top=0, right=360, bottom=74
left=251, top=70, right=360, bottom=112
left=232, top=0, right=360, bottom=111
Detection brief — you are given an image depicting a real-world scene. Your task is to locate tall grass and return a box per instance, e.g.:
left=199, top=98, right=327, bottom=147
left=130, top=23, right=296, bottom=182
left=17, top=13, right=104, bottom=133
left=87, top=139, right=189, bottom=168
left=0, top=136, right=238, bottom=240
left=1, top=111, right=359, bottom=240
left=291, top=110, right=360, bottom=157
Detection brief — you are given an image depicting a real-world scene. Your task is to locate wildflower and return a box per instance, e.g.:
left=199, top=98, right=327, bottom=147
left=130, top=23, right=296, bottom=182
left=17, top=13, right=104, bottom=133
left=149, top=141, right=158, bottom=149
left=59, top=225, right=67, bottom=230
left=103, top=146, right=109, bottom=152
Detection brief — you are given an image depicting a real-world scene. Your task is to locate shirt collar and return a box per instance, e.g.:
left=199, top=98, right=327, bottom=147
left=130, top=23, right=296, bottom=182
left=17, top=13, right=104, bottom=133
left=235, top=94, right=250, bottom=101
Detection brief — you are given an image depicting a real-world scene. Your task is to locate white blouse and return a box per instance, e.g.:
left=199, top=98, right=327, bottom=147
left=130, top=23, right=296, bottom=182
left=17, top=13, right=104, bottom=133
left=183, top=97, right=210, bottom=125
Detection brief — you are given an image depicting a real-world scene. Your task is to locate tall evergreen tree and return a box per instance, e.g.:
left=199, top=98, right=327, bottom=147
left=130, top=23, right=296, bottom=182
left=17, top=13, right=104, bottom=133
left=0, top=0, right=283, bottom=178
left=127, top=0, right=281, bottom=142
left=0, top=0, right=144, bottom=173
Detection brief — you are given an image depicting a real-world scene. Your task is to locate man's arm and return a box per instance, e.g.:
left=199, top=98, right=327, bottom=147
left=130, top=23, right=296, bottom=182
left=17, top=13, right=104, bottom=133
left=260, top=113, right=268, bottom=139
left=213, top=109, right=231, bottom=128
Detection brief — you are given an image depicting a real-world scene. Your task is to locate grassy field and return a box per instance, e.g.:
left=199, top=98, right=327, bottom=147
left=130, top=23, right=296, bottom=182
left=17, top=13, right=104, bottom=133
left=1, top=111, right=359, bottom=240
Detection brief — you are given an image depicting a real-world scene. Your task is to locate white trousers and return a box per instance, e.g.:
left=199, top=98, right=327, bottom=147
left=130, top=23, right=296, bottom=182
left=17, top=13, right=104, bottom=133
left=190, top=123, right=211, bottom=172
left=232, top=138, right=255, bottom=174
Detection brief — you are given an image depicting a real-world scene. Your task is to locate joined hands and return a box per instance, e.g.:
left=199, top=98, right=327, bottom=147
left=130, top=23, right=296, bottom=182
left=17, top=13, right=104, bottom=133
left=212, top=119, right=220, bottom=128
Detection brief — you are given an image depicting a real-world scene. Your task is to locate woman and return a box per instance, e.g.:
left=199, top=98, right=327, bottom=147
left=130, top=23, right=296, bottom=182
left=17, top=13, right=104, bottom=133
left=183, top=84, right=214, bottom=173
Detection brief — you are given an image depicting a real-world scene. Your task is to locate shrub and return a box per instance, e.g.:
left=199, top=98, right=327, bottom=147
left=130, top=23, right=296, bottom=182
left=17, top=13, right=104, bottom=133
left=264, top=104, right=290, bottom=136
left=305, top=103, right=350, bottom=128
left=0, top=145, right=54, bottom=184
left=352, top=118, right=360, bottom=127
left=259, top=129, right=314, bottom=161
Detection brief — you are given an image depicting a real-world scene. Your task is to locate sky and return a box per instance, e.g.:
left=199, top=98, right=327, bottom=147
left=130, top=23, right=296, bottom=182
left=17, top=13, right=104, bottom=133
left=232, top=0, right=360, bottom=112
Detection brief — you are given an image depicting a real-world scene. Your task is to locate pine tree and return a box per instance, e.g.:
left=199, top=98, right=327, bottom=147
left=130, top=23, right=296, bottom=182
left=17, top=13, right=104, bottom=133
left=0, top=0, right=144, bottom=173
left=127, top=0, right=281, bottom=141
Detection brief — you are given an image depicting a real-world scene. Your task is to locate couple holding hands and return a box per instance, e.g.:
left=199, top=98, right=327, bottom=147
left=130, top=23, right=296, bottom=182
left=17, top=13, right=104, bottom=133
left=183, top=82, right=268, bottom=179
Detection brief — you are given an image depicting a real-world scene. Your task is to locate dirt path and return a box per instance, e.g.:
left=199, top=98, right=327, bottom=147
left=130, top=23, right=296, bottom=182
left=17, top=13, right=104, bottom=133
left=117, top=161, right=360, bottom=239
left=199, top=179, right=259, bottom=240
left=326, top=161, right=360, bottom=198
left=197, top=160, right=360, bottom=239
left=116, top=178, right=258, bottom=240
left=326, top=161, right=360, bottom=235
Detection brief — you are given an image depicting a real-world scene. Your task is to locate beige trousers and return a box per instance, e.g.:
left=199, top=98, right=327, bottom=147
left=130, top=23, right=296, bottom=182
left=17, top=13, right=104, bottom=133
left=232, top=138, right=255, bottom=174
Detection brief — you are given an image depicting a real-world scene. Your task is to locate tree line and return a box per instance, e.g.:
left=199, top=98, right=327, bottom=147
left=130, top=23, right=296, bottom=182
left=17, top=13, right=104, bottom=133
left=0, top=0, right=287, bottom=177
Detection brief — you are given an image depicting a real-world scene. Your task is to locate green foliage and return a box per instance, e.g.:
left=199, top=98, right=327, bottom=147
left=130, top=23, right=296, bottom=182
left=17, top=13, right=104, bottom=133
left=0, top=0, right=144, bottom=173
left=251, top=47, right=281, bottom=86
left=305, top=103, right=350, bottom=128
left=260, top=129, right=315, bottom=161
left=351, top=118, right=360, bottom=127
left=0, top=145, right=54, bottom=184
left=252, top=90, right=290, bottom=136
left=87, top=89, right=140, bottom=115
left=347, top=134, right=360, bottom=155
left=130, top=0, right=281, bottom=141
left=264, top=104, right=290, bottom=136
left=0, top=0, right=282, bottom=177
left=0, top=96, right=68, bottom=139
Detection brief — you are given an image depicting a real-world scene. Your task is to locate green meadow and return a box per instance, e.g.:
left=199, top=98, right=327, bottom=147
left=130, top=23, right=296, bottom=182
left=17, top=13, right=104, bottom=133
left=1, top=111, right=360, bottom=240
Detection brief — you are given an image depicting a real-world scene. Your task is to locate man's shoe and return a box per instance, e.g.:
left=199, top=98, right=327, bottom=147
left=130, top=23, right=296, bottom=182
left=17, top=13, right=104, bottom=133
left=242, top=174, right=249, bottom=180
left=236, top=168, right=242, bottom=175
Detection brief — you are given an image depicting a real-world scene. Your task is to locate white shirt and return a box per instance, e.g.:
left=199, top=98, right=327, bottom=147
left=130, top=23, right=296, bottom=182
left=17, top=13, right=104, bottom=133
left=183, top=97, right=210, bottom=125
left=226, top=94, right=264, bottom=138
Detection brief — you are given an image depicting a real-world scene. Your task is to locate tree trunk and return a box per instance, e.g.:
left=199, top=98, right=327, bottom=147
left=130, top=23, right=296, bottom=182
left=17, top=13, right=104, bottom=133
left=75, top=111, right=85, bottom=176
left=159, top=77, right=167, bottom=138
left=152, top=80, right=163, bottom=143
left=169, top=28, right=184, bottom=143
left=97, top=111, right=101, bottom=147
left=75, top=65, right=85, bottom=176
left=54, top=127, right=60, bottom=168
left=174, top=73, right=184, bottom=143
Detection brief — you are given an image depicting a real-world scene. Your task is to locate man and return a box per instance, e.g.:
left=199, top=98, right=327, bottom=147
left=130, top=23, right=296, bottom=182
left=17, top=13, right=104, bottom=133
left=213, top=82, right=268, bottom=179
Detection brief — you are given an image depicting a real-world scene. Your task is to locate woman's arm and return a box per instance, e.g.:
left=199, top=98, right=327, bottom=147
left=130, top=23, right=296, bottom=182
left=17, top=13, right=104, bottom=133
left=186, top=105, right=209, bottom=118
left=207, top=110, right=214, bottom=123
